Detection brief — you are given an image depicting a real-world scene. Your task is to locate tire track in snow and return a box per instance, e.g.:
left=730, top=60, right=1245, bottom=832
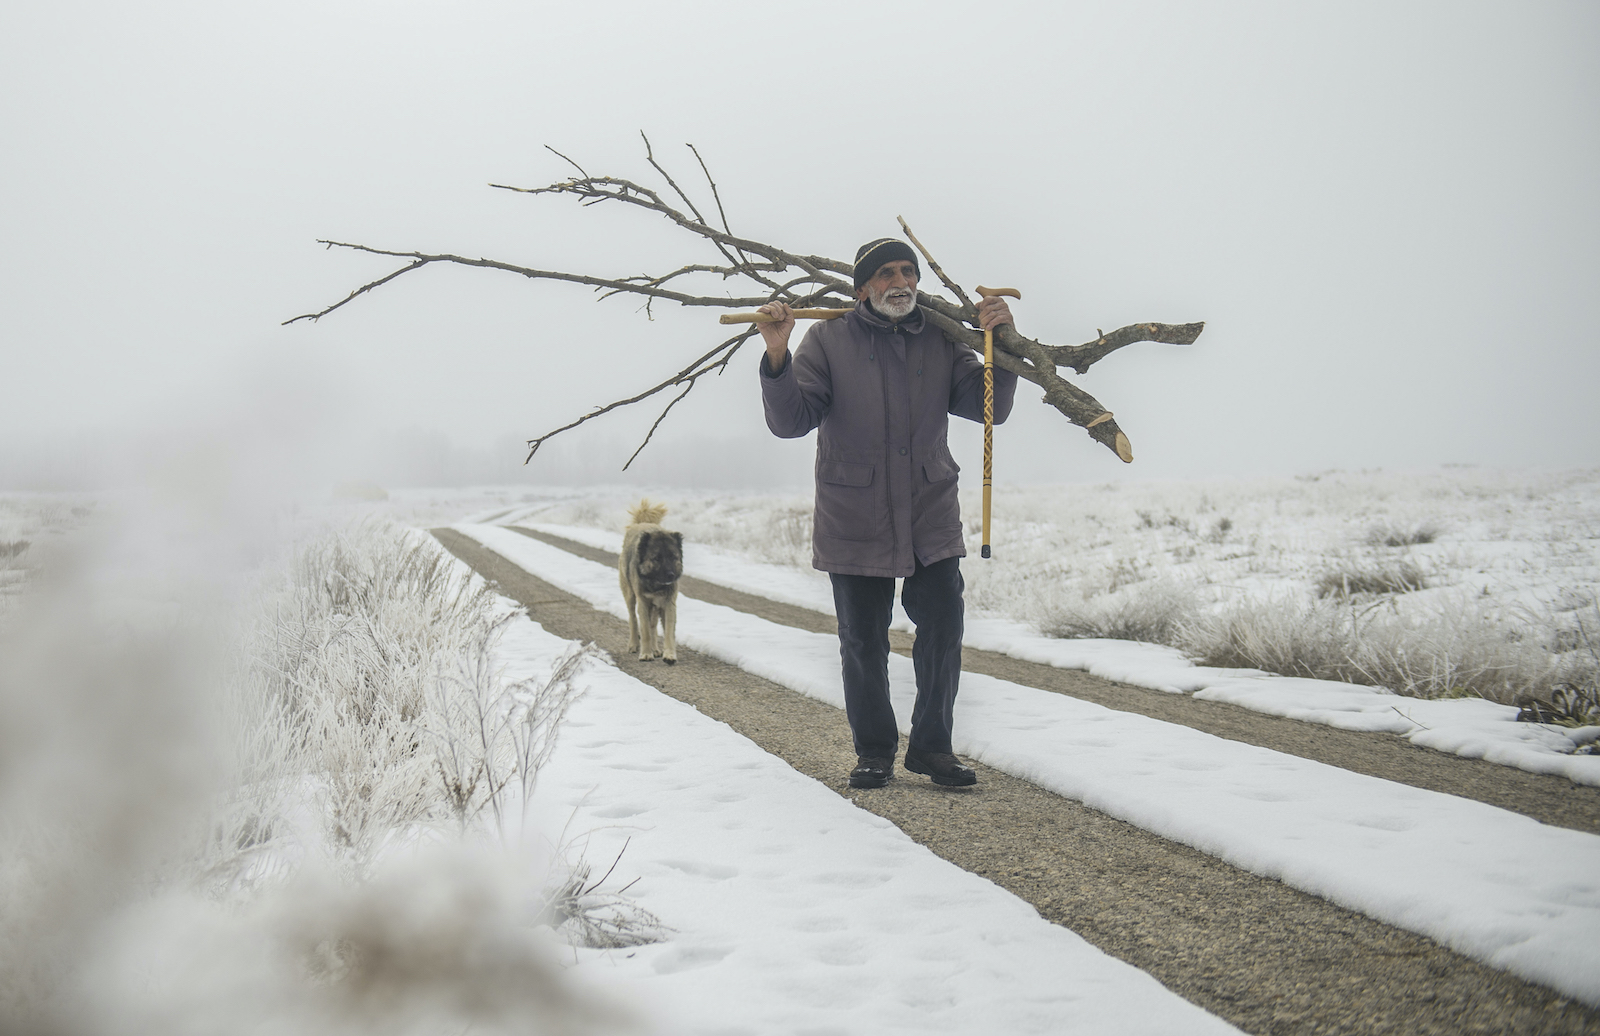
left=434, top=527, right=1600, bottom=1036
left=508, top=525, right=1600, bottom=836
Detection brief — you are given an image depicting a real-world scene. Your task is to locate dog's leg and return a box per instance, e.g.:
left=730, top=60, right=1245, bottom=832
left=620, top=570, right=640, bottom=654
left=639, top=597, right=657, bottom=661
left=662, top=592, right=677, bottom=664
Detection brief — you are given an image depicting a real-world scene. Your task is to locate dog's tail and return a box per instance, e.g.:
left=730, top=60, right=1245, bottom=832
left=628, top=498, right=669, bottom=526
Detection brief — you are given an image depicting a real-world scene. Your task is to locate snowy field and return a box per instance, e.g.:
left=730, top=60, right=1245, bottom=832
left=478, top=468, right=1600, bottom=711
left=3, top=470, right=1598, bottom=1033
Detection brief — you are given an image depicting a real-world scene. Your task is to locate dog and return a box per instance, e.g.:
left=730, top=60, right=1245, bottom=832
left=618, top=499, right=683, bottom=664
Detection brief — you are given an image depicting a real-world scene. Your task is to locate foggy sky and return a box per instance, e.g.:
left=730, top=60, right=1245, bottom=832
left=3, top=0, right=1596, bottom=494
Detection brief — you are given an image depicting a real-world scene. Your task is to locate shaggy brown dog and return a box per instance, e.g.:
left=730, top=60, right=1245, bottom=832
left=619, top=499, right=683, bottom=663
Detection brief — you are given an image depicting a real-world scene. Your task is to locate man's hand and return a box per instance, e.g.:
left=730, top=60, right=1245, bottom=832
left=977, top=295, right=1015, bottom=334
left=757, top=300, right=795, bottom=370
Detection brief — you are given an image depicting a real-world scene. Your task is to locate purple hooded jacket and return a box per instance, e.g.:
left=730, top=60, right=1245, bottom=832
left=760, top=302, right=1019, bottom=577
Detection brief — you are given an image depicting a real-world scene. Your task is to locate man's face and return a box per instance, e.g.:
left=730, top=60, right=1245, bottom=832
left=858, top=259, right=919, bottom=320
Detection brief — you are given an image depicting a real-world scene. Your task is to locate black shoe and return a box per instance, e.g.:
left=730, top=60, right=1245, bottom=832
left=848, top=756, right=893, bottom=789
left=904, top=748, right=977, bottom=787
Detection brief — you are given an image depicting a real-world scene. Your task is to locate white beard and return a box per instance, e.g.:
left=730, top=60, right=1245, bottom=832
left=869, top=285, right=917, bottom=321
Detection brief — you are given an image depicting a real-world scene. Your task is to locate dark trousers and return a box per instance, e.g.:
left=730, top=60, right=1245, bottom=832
left=829, top=556, right=964, bottom=759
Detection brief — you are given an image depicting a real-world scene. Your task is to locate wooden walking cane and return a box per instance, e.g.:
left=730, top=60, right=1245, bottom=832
left=975, top=286, right=1021, bottom=559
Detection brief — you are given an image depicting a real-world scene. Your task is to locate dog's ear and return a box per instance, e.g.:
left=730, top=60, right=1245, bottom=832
left=638, top=531, right=652, bottom=552
left=672, top=532, right=683, bottom=549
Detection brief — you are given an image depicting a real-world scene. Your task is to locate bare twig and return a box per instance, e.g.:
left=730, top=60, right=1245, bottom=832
left=523, top=328, right=757, bottom=463
left=688, top=141, right=761, bottom=275
left=582, top=836, right=632, bottom=896
left=897, top=215, right=976, bottom=312
left=624, top=383, right=695, bottom=471
left=641, top=131, right=711, bottom=230
left=544, top=145, right=589, bottom=179
left=281, top=256, right=430, bottom=325
left=688, top=143, right=733, bottom=236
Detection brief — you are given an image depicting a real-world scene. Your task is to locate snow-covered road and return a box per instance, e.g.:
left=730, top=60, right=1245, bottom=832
left=460, top=523, right=1600, bottom=1010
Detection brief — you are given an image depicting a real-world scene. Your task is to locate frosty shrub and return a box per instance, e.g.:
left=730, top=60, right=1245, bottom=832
left=1314, top=559, right=1428, bottom=599
left=535, top=839, right=669, bottom=950
left=1365, top=522, right=1441, bottom=548
left=1178, top=593, right=1562, bottom=703
left=1037, top=580, right=1200, bottom=644
left=1528, top=605, right=1600, bottom=728
left=208, top=523, right=596, bottom=877
left=215, top=526, right=505, bottom=874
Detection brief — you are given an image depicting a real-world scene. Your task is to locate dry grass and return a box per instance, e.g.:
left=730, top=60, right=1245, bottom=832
left=1314, top=559, right=1428, bottom=599
left=535, top=838, right=670, bottom=950
left=1176, top=594, right=1567, bottom=703
left=1037, top=580, right=1200, bottom=644
left=1365, top=522, right=1441, bottom=548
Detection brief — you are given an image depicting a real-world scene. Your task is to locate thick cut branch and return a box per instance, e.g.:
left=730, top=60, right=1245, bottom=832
left=919, top=308, right=1134, bottom=461
left=287, top=138, right=1201, bottom=467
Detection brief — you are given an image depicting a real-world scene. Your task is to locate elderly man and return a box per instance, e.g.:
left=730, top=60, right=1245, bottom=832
left=757, top=237, right=1018, bottom=789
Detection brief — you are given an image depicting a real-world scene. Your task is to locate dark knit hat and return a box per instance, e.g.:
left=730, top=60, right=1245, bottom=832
left=853, top=237, right=920, bottom=291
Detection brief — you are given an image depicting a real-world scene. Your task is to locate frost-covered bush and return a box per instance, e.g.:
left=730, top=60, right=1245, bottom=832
left=1365, top=521, right=1441, bottom=548
left=1314, top=558, right=1428, bottom=599
left=207, top=523, right=596, bottom=879
left=1175, top=593, right=1567, bottom=701
left=1035, top=580, right=1200, bottom=644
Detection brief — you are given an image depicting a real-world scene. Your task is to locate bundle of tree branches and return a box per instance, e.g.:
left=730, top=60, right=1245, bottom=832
left=287, top=134, right=1204, bottom=468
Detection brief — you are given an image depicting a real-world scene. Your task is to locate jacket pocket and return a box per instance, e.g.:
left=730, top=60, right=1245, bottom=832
left=815, top=461, right=880, bottom=542
left=922, top=454, right=959, bottom=483
left=819, top=460, right=874, bottom=488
